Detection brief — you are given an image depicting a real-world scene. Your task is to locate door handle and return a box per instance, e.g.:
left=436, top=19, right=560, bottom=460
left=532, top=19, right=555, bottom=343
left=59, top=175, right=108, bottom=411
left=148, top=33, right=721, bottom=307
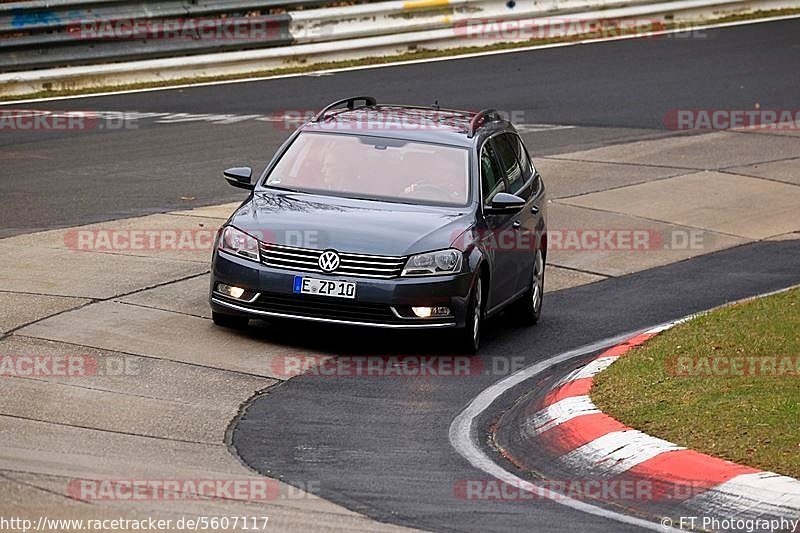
left=512, top=220, right=522, bottom=229
left=530, top=205, right=540, bottom=214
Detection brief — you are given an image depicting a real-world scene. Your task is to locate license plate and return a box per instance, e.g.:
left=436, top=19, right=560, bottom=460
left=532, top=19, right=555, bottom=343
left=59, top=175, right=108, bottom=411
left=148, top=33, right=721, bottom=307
left=293, top=276, right=356, bottom=299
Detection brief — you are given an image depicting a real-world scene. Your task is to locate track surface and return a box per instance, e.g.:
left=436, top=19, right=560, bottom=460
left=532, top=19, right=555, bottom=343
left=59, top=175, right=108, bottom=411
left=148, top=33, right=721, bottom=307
left=233, top=240, right=800, bottom=533
left=2, top=19, right=799, bottom=235
left=3, top=17, right=799, bottom=533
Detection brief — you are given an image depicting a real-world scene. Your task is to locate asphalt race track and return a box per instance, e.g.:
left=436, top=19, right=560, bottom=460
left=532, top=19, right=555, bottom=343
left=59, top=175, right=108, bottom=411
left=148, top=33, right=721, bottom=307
left=3, top=16, right=800, bottom=533
left=232, top=240, right=800, bottom=533
left=3, top=19, right=799, bottom=235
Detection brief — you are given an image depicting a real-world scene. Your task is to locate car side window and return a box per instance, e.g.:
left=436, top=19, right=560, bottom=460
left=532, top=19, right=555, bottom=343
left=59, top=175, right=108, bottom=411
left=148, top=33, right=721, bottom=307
left=510, top=133, right=539, bottom=199
left=480, top=143, right=505, bottom=207
left=490, top=135, right=524, bottom=198
left=510, top=134, right=535, bottom=181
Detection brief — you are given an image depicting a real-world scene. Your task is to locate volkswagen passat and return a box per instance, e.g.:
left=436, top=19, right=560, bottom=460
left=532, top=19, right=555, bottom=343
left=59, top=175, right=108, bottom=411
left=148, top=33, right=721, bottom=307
left=210, top=97, right=547, bottom=352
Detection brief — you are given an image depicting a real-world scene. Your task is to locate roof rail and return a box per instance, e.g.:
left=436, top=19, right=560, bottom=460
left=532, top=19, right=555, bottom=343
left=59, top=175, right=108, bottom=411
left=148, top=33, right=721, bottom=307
left=467, top=108, right=502, bottom=138
left=311, top=96, right=377, bottom=122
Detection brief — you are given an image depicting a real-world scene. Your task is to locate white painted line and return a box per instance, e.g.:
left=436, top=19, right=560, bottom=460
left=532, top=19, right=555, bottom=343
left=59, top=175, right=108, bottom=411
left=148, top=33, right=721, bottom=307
left=0, top=108, right=575, bottom=132
left=555, top=355, right=620, bottom=386
left=448, top=283, right=800, bottom=530
left=516, top=124, right=577, bottom=133
left=686, top=472, right=800, bottom=521
left=523, top=395, right=600, bottom=436
left=643, top=322, right=679, bottom=334
left=2, top=14, right=799, bottom=106
left=448, top=328, right=682, bottom=532
left=558, top=430, right=684, bottom=476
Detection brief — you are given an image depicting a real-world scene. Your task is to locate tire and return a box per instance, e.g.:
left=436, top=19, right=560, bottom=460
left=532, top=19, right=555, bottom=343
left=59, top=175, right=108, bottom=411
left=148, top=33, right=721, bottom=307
left=510, top=249, right=544, bottom=325
left=212, top=311, right=250, bottom=330
left=456, top=277, right=483, bottom=354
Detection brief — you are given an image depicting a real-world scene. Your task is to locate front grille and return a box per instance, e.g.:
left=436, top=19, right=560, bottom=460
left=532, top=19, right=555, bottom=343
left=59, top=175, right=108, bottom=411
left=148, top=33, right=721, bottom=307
left=252, top=292, right=399, bottom=324
left=260, top=243, right=406, bottom=279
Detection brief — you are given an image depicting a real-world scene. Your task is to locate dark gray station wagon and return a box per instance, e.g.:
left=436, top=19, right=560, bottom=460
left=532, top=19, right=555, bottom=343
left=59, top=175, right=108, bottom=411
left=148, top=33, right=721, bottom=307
left=210, top=96, right=547, bottom=353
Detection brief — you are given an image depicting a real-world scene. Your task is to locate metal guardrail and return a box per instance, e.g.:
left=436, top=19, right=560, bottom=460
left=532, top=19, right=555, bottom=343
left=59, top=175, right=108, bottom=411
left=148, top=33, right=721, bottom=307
left=0, top=0, right=686, bottom=72
left=0, top=0, right=794, bottom=96
left=0, top=0, right=364, bottom=71
left=0, top=0, right=335, bottom=34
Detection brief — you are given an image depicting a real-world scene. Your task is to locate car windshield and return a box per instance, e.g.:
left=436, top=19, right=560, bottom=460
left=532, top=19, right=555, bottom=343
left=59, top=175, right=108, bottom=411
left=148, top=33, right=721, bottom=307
left=264, top=132, right=470, bottom=206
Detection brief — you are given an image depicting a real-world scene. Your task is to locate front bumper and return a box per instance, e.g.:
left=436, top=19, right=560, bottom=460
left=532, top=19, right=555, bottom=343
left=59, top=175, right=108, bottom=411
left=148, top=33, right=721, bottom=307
left=210, top=250, right=473, bottom=329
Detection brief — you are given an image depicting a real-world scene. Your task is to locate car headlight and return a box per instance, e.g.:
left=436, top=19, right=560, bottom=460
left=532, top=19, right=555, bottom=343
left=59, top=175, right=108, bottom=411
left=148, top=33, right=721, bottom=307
left=401, top=249, right=463, bottom=276
left=218, top=226, right=260, bottom=262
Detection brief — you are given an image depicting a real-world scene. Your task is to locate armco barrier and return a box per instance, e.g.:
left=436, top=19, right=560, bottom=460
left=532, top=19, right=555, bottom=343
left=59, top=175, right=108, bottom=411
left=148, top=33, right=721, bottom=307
left=0, top=0, right=796, bottom=97
left=0, top=0, right=328, bottom=71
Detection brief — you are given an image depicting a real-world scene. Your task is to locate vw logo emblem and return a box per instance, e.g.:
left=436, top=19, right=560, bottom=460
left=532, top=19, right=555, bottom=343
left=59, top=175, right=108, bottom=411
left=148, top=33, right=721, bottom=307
left=318, top=250, right=341, bottom=272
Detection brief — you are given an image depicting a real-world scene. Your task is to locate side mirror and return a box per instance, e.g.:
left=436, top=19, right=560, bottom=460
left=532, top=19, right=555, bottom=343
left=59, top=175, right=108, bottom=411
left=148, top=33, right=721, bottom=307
left=486, top=192, right=525, bottom=213
left=223, top=167, right=254, bottom=190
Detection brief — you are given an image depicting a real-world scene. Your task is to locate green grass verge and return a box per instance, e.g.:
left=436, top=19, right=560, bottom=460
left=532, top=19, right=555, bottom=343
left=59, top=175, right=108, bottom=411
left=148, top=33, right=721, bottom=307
left=591, top=286, right=800, bottom=478
left=3, top=9, right=799, bottom=102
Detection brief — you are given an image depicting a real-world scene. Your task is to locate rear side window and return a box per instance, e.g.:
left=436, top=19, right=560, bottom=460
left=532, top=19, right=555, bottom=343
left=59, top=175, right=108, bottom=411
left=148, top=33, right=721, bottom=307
left=510, top=134, right=535, bottom=181
left=480, top=143, right=504, bottom=206
left=490, top=135, right=524, bottom=196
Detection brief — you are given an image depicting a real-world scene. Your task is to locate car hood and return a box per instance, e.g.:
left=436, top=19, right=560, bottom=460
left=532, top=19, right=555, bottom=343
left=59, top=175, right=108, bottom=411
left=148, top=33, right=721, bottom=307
left=227, top=191, right=474, bottom=256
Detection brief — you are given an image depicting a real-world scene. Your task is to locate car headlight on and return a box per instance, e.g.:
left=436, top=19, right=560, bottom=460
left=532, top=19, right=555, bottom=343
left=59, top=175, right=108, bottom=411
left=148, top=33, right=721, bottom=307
left=218, top=226, right=260, bottom=262
left=401, top=249, right=463, bottom=276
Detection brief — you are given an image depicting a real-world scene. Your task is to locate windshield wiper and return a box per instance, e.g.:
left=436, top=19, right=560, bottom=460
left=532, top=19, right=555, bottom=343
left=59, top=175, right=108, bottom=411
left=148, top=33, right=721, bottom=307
left=263, top=184, right=304, bottom=193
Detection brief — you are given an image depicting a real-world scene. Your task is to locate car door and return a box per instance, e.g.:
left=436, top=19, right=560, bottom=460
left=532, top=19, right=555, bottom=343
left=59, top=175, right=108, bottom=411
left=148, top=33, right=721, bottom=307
left=509, top=133, right=545, bottom=291
left=479, top=138, right=519, bottom=311
left=490, top=133, right=540, bottom=295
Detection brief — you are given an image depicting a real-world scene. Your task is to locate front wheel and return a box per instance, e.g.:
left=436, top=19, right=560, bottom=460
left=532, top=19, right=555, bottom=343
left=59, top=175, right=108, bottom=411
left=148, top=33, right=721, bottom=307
left=456, top=277, right=483, bottom=354
left=511, top=249, right=544, bottom=325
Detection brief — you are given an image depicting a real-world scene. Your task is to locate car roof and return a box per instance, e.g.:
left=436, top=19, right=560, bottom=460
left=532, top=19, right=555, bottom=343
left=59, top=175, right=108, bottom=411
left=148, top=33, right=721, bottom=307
left=297, top=104, right=513, bottom=147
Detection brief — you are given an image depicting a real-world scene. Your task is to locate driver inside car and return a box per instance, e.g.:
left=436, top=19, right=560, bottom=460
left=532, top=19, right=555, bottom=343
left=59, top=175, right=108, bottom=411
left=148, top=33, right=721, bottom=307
left=403, top=152, right=466, bottom=203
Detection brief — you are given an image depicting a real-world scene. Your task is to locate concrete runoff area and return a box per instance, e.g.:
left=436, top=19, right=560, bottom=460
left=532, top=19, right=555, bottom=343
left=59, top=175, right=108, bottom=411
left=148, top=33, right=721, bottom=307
left=0, top=245, right=207, bottom=299
left=727, top=157, right=800, bottom=186
left=17, top=300, right=308, bottom=378
left=547, top=130, right=800, bottom=170
left=546, top=203, right=749, bottom=277
left=119, top=274, right=213, bottom=319
left=1, top=125, right=800, bottom=529
left=0, top=213, right=222, bottom=263
left=561, top=171, right=800, bottom=241
left=0, top=292, right=90, bottom=334
left=533, top=158, right=689, bottom=199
